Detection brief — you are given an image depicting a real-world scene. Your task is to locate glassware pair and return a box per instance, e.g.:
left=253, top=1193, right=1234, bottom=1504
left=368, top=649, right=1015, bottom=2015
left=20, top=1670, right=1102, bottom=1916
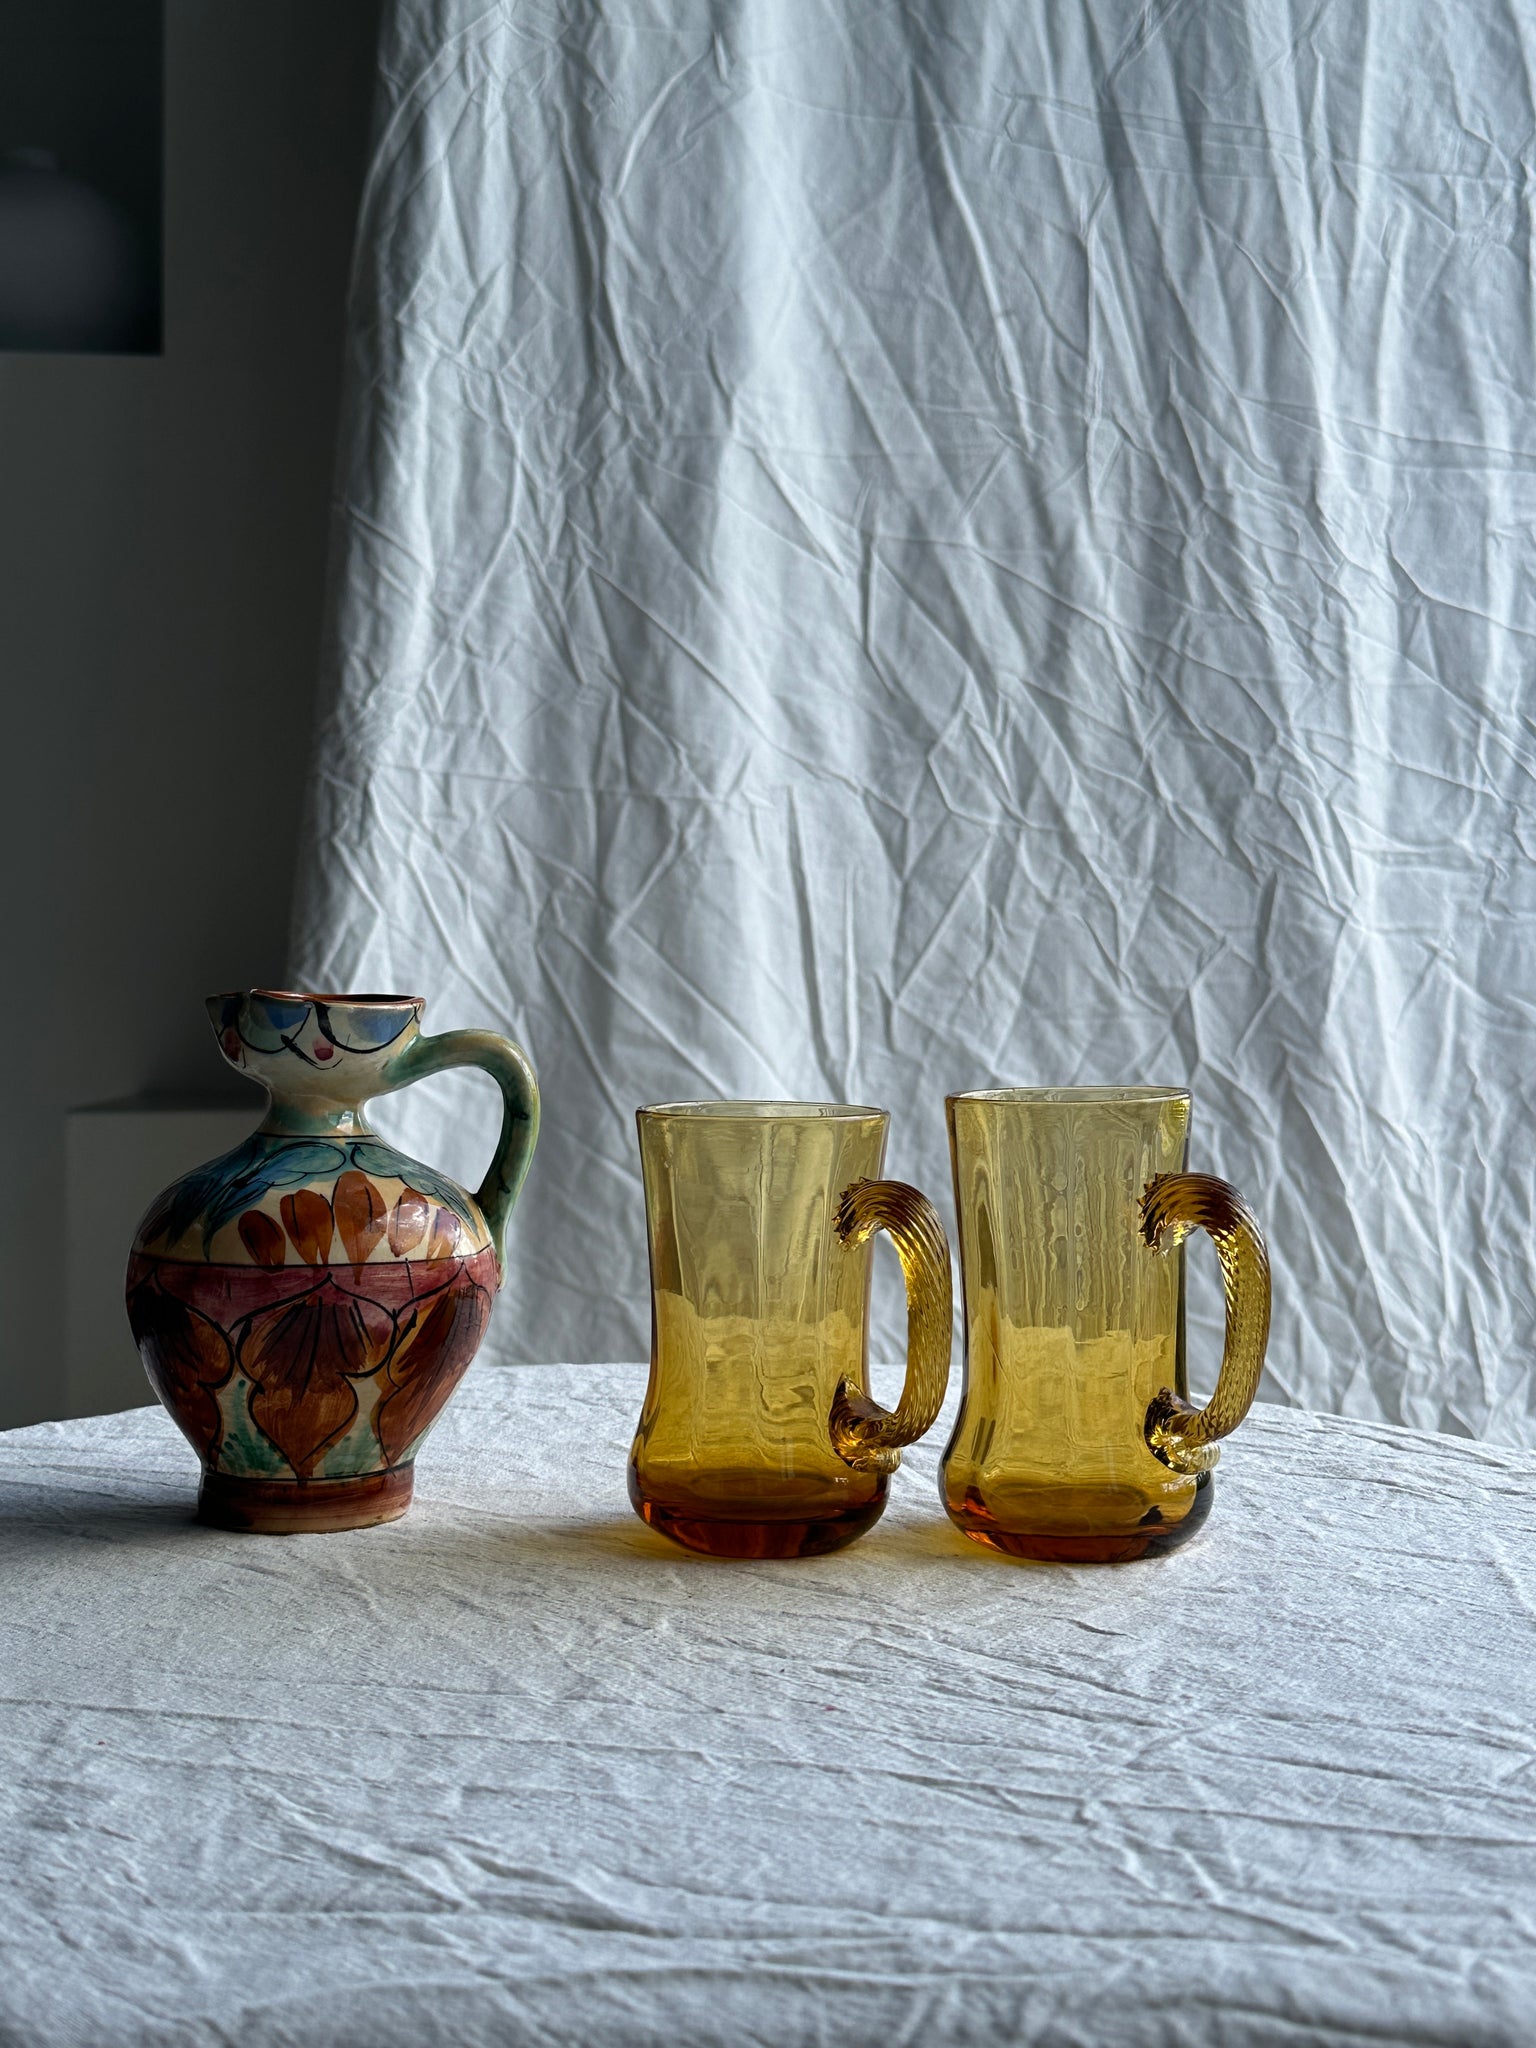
left=629, top=1090, right=1271, bottom=1563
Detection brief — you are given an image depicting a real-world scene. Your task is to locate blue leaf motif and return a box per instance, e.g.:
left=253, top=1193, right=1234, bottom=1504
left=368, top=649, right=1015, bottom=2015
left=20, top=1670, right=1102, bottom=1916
left=317, top=1002, right=415, bottom=1053
left=240, top=996, right=313, bottom=1053
left=138, top=1134, right=349, bottom=1254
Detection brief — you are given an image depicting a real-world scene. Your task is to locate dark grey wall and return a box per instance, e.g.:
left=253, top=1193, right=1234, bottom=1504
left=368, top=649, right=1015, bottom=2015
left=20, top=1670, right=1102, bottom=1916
left=0, top=1, right=381, bottom=1424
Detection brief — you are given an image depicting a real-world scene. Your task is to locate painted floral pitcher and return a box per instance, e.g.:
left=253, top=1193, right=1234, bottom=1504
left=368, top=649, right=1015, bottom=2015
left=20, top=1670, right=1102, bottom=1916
left=126, top=990, right=538, bottom=1533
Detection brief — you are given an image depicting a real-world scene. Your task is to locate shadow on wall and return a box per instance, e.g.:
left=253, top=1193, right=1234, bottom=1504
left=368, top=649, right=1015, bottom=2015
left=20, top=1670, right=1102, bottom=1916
left=0, top=0, right=383, bottom=1430
left=0, top=0, right=164, bottom=353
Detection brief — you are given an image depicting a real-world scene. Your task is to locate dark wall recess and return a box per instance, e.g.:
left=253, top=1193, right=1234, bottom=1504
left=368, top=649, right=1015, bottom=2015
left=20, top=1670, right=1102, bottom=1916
left=0, top=0, right=163, bottom=352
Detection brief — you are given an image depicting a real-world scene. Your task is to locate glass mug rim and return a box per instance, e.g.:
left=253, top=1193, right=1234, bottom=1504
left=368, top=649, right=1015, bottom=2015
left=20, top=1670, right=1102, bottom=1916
left=638, top=1099, right=887, bottom=1123
left=947, top=1084, right=1190, bottom=1108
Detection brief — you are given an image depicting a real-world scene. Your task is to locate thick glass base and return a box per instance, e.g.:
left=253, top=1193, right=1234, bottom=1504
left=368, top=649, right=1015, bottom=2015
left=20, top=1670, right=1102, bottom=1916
left=628, top=1465, right=887, bottom=1558
left=198, top=1465, right=414, bottom=1534
left=946, top=1469, right=1214, bottom=1563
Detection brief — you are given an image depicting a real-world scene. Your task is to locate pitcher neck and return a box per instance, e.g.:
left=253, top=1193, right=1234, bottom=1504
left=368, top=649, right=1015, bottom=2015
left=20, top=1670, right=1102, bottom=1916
left=257, top=1097, right=379, bottom=1139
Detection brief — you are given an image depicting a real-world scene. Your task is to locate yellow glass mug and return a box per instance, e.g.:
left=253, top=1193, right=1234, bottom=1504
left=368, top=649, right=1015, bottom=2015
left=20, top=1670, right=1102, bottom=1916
left=629, top=1101, right=952, bottom=1558
left=943, top=1087, right=1271, bottom=1562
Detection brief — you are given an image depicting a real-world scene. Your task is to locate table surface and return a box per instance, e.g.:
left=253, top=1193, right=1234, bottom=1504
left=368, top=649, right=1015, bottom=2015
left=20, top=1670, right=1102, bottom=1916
left=3, top=1366, right=1535, bottom=2048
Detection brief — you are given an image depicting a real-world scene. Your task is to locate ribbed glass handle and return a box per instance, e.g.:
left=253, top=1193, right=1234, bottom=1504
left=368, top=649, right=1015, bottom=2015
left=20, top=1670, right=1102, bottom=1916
left=1141, top=1173, right=1271, bottom=1474
left=829, top=1178, right=952, bottom=1473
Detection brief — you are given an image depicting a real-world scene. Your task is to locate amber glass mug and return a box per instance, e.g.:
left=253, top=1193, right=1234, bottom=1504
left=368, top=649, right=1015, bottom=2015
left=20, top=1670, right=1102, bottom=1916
left=942, top=1087, right=1271, bottom=1562
left=629, top=1102, right=952, bottom=1558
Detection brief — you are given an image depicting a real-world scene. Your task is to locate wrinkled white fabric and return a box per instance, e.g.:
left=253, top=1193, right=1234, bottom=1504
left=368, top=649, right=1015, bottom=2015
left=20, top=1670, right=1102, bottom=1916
left=292, top=0, right=1536, bottom=1436
left=3, top=1373, right=1536, bottom=2046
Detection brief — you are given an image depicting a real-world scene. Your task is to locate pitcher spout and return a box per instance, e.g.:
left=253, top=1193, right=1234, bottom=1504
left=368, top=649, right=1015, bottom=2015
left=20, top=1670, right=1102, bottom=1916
left=207, top=988, right=424, bottom=1128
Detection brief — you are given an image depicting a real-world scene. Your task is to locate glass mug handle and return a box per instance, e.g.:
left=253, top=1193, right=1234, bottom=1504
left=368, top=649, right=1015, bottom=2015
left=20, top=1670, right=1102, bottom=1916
left=1140, top=1173, right=1272, bottom=1473
left=828, top=1178, right=953, bottom=1473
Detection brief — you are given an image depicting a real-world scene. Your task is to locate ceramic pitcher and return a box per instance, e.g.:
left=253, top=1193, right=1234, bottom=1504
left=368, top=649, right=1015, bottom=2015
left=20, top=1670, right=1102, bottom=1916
left=126, top=989, right=538, bottom=1533
left=628, top=1101, right=952, bottom=1559
left=942, top=1086, right=1270, bottom=1562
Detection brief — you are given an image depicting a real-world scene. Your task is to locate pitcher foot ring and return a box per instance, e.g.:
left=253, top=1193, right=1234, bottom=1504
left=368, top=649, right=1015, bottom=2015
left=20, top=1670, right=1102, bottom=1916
left=198, top=1466, right=414, bottom=1534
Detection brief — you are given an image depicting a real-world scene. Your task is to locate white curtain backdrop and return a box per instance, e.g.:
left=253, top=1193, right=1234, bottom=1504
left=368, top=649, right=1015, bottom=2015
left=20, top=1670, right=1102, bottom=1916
left=293, top=0, right=1536, bottom=1440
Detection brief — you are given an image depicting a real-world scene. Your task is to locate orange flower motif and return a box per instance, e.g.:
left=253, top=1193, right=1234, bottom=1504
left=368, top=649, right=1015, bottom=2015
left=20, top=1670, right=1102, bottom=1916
left=280, top=1189, right=335, bottom=1264
left=126, top=1270, right=233, bottom=1460
left=375, top=1271, right=493, bottom=1465
left=236, top=1279, right=393, bottom=1475
left=238, top=1209, right=286, bottom=1266
left=387, top=1189, right=430, bottom=1256
left=427, top=1207, right=462, bottom=1258
left=333, top=1170, right=387, bottom=1264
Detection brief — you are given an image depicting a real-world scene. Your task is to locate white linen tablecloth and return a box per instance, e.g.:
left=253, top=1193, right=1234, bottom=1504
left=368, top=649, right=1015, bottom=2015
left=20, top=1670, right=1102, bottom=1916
left=2, top=1366, right=1534, bottom=2047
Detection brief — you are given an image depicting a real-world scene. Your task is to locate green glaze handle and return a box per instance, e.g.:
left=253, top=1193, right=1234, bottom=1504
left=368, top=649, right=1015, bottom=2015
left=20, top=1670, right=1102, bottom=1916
left=391, top=1029, right=539, bottom=1273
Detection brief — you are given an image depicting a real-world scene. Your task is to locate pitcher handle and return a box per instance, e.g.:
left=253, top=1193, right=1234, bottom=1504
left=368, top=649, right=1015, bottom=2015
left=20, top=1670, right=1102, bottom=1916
left=828, top=1178, right=952, bottom=1473
left=391, top=1029, right=540, bottom=1274
left=1140, top=1173, right=1271, bottom=1474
